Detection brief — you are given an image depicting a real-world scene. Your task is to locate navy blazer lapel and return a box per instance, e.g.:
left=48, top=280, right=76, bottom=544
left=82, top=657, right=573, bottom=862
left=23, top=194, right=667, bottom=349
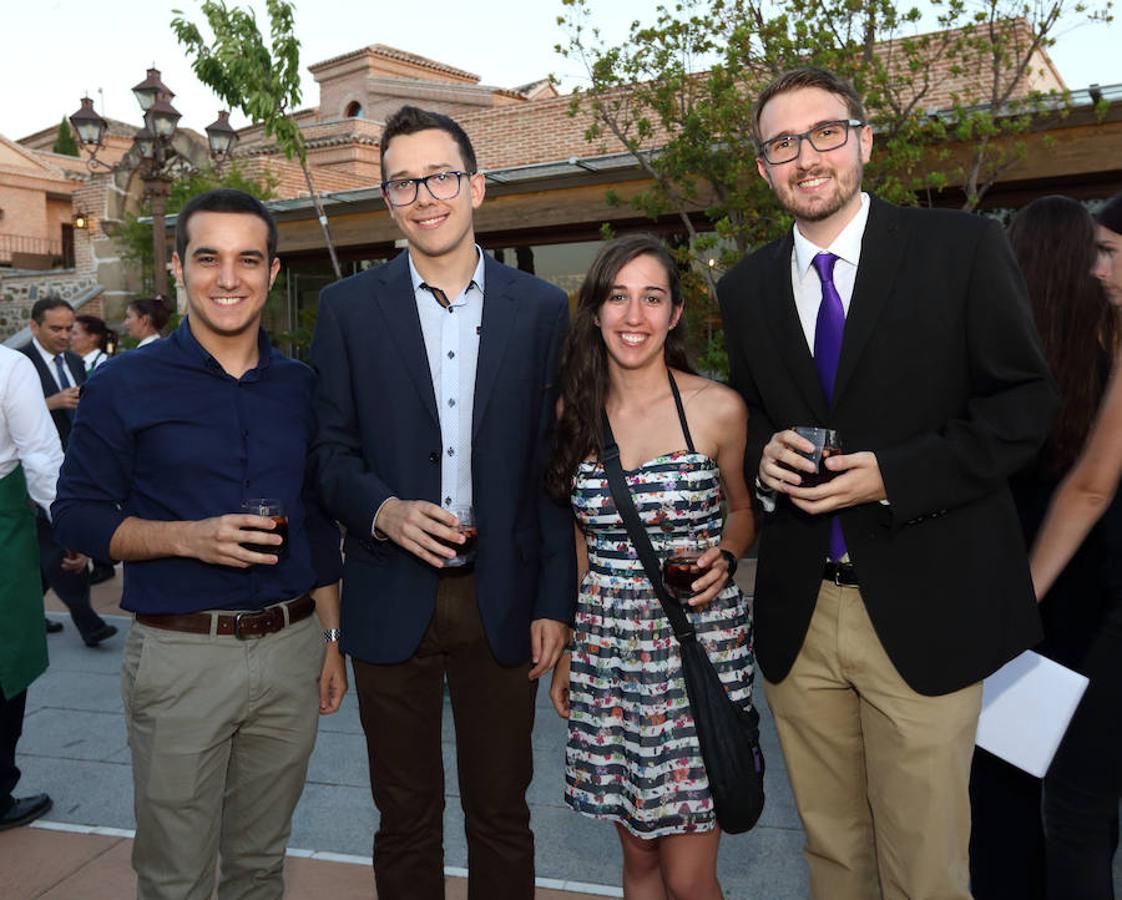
left=373, top=253, right=439, bottom=428
left=472, top=255, right=518, bottom=440
left=760, top=233, right=830, bottom=421
left=833, top=197, right=907, bottom=405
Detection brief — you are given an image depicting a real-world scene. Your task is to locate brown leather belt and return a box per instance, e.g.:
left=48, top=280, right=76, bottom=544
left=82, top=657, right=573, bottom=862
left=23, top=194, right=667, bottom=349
left=136, top=593, right=314, bottom=639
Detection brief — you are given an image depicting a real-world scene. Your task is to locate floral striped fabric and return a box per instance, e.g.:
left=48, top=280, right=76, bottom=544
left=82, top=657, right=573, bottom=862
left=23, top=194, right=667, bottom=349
left=565, top=450, right=755, bottom=837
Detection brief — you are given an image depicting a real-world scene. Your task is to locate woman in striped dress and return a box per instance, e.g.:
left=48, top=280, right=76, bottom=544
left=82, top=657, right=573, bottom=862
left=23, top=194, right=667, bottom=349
left=548, top=234, right=756, bottom=899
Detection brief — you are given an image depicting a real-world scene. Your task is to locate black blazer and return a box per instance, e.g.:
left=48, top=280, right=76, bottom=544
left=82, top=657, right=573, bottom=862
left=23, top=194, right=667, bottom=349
left=718, top=198, right=1057, bottom=696
left=310, top=252, right=577, bottom=666
left=18, top=342, right=86, bottom=450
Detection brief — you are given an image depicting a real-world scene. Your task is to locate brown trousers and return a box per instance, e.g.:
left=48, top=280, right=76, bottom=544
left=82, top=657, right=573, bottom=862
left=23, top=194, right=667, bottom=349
left=764, top=580, right=982, bottom=900
left=353, top=572, right=538, bottom=900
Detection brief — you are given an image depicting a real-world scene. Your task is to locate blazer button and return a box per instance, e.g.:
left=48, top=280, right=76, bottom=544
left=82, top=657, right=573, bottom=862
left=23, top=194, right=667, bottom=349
left=429, top=451, right=440, bottom=464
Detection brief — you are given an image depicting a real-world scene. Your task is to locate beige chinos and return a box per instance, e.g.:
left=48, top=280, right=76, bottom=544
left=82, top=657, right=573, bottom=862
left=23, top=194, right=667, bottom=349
left=764, top=581, right=982, bottom=900
left=122, top=612, right=322, bottom=900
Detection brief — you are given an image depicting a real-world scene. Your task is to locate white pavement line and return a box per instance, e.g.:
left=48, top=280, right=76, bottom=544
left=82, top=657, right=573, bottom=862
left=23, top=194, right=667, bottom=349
left=32, top=820, right=134, bottom=839
left=29, top=822, right=625, bottom=896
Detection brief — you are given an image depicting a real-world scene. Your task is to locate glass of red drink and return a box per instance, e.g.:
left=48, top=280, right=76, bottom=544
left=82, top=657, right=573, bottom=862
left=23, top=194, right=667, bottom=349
left=791, top=426, right=843, bottom=487
left=445, top=504, right=477, bottom=567
left=662, top=535, right=703, bottom=602
left=239, top=498, right=288, bottom=558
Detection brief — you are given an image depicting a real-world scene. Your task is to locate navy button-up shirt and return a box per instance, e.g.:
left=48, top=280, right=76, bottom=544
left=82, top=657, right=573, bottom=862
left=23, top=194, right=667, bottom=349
left=52, top=319, right=342, bottom=614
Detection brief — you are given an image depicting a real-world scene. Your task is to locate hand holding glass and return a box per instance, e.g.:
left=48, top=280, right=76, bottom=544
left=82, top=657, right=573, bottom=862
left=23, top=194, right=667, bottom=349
left=239, top=499, right=288, bottom=557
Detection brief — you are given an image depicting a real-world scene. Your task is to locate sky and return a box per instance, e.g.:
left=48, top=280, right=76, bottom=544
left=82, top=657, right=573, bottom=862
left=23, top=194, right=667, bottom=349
left=2, top=0, right=1119, bottom=142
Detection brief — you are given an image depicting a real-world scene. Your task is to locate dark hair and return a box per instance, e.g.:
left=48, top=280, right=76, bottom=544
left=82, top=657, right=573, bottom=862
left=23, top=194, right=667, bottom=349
left=752, top=67, right=866, bottom=145
left=1097, top=192, right=1122, bottom=235
left=175, top=188, right=278, bottom=265
left=128, top=296, right=172, bottom=334
left=379, top=105, right=478, bottom=175
left=546, top=234, right=695, bottom=500
left=75, top=314, right=112, bottom=352
left=30, top=295, right=73, bottom=324
left=1008, top=195, right=1116, bottom=475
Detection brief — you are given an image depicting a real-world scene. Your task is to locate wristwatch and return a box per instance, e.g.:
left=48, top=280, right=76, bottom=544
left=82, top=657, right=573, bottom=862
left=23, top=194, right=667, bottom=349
left=323, top=628, right=342, bottom=644
left=719, top=549, right=739, bottom=579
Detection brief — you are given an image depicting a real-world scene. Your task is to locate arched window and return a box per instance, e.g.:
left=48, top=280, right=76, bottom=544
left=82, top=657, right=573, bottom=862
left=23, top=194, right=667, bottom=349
left=344, top=101, right=363, bottom=119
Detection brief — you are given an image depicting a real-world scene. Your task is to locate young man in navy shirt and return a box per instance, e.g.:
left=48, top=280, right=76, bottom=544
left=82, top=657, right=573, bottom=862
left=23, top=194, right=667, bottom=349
left=54, top=189, right=345, bottom=899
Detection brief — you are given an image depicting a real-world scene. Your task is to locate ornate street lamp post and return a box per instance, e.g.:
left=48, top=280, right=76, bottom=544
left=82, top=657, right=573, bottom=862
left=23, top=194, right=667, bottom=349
left=70, top=68, right=238, bottom=298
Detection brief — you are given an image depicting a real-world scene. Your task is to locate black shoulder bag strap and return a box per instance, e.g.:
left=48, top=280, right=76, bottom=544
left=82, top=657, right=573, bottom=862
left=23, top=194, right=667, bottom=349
left=599, top=407, right=696, bottom=645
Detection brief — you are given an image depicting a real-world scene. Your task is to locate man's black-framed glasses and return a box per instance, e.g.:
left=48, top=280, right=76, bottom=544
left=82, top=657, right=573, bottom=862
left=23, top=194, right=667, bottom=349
left=381, top=170, right=475, bottom=207
left=757, top=119, right=865, bottom=165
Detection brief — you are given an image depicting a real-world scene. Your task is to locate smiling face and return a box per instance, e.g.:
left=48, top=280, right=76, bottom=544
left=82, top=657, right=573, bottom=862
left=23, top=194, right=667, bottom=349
left=381, top=128, right=484, bottom=264
left=597, top=253, right=683, bottom=372
left=1093, top=224, right=1122, bottom=307
left=171, top=211, right=279, bottom=348
left=30, top=307, right=75, bottom=356
left=756, top=86, right=871, bottom=233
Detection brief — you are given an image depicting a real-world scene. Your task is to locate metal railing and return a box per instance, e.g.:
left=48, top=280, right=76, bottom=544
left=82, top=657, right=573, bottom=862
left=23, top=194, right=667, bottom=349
left=0, top=234, right=65, bottom=266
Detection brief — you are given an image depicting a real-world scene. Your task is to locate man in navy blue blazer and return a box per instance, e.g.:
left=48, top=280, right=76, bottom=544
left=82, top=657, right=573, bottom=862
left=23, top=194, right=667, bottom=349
left=310, top=105, right=576, bottom=900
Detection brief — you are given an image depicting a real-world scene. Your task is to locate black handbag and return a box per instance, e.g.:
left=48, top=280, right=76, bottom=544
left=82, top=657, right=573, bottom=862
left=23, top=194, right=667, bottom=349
left=599, top=409, right=765, bottom=835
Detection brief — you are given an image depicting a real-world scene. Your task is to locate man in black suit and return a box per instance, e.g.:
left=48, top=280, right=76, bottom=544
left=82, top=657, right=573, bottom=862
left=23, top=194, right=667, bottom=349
left=310, top=106, right=575, bottom=900
left=20, top=297, right=116, bottom=647
left=718, top=68, right=1056, bottom=899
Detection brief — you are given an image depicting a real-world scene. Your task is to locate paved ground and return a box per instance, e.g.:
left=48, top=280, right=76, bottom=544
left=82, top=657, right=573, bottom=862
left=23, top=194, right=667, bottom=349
left=5, top=564, right=1118, bottom=897
left=5, top=561, right=809, bottom=899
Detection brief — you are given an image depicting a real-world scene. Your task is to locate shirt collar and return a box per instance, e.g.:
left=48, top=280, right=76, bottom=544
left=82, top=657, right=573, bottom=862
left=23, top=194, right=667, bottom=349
left=32, top=336, right=59, bottom=364
left=172, top=317, right=274, bottom=379
left=792, top=192, right=871, bottom=277
left=407, top=245, right=486, bottom=307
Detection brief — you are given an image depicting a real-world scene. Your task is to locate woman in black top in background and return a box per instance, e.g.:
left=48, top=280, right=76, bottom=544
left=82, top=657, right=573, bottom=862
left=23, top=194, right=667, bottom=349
left=1027, top=192, right=1122, bottom=899
left=969, top=195, right=1117, bottom=899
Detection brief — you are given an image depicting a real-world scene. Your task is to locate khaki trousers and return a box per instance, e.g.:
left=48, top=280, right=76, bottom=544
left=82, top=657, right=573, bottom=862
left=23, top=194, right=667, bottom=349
left=764, top=581, right=982, bottom=900
left=122, top=612, right=322, bottom=900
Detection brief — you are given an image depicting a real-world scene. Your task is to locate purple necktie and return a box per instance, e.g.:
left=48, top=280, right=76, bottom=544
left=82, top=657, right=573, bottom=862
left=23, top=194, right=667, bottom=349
left=811, top=252, right=847, bottom=561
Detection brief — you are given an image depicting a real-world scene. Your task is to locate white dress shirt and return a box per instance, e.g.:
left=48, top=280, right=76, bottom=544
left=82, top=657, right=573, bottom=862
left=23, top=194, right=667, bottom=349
left=32, top=336, right=73, bottom=391
left=789, top=192, right=871, bottom=353
left=0, top=346, right=64, bottom=513
left=82, top=348, right=108, bottom=372
left=137, top=334, right=160, bottom=348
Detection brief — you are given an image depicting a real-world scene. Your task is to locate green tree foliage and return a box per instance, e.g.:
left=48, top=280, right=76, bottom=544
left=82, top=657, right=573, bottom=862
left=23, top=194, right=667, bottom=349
left=171, top=0, right=342, bottom=277
left=52, top=117, right=80, bottom=157
left=116, top=163, right=278, bottom=294
left=557, top=0, right=1110, bottom=367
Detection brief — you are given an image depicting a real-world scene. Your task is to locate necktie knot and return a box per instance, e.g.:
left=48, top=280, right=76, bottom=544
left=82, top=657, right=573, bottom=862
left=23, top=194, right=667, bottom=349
left=812, top=251, right=839, bottom=284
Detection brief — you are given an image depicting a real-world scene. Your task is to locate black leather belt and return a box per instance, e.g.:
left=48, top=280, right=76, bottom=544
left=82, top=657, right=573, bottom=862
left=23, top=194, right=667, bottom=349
left=823, top=561, right=859, bottom=587
left=136, top=594, right=314, bottom=639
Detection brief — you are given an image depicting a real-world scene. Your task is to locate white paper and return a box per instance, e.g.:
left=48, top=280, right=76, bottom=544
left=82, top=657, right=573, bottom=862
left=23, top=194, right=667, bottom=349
left=975, top=650, right=1089, bottom=778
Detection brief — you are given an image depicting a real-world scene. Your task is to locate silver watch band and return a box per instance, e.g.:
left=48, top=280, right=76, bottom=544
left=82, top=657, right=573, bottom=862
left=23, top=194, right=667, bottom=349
left=322, top=628, right=342, bottom=643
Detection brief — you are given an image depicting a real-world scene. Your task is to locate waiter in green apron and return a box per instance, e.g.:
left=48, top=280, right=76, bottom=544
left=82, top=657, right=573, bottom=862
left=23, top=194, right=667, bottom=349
left=0, top=344, right=63, bottom=830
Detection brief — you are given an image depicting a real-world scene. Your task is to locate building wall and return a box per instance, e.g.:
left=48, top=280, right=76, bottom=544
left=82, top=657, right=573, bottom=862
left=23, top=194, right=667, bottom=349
left=0, top=182, right=49, bottom=240
left=0, top=270, right=101, bottom=342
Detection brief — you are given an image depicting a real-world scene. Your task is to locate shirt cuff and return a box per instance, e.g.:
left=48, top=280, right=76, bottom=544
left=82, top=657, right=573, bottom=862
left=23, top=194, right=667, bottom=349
left=754, top=477, right=777, bottom=513
left=371, top=496, right=397, bottom=540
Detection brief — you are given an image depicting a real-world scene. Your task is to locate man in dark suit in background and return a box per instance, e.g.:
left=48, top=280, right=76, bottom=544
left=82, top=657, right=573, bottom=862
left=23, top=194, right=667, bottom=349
left=310, top=106, right=575, bottom=900
left=20, top=297, right=116, bottom=647
left=718, top=67, right=1056, bottom=899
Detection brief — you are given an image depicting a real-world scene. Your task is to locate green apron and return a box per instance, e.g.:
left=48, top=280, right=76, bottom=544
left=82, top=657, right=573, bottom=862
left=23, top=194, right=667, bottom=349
left=0, top=465, right=48, bottom=700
